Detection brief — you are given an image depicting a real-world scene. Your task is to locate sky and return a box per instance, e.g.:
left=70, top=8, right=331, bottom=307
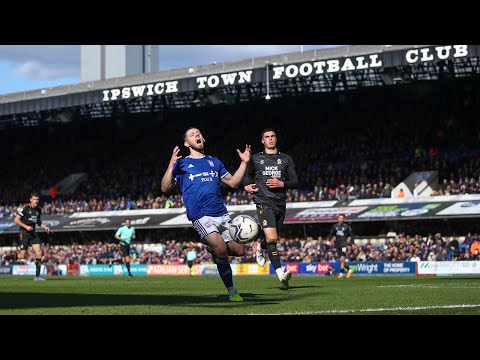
left=0, top=45, right=343, bottom=95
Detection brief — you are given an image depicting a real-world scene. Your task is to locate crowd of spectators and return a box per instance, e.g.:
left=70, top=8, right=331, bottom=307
left=3, top=173, right=480, bottom=218
left=2, top=232, right=479, bottom=267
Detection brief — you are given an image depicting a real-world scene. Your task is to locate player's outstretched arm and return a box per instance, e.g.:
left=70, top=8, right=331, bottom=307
left=161, top=146, right=182, bottom=193
left=222, top=145, right=251, bottom=188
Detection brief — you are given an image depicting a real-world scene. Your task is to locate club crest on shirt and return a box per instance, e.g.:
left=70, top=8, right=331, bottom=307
left=205, top=221, right=212, bottom=228
left=263, top=219, right=267, bottom=227
left=277, top=159, right=282, bottom=164
left=208, top=160, right=215, bottom=167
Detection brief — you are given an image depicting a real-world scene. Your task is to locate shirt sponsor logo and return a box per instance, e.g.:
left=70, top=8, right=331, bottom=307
left=262, top=166, right=281, bottom=177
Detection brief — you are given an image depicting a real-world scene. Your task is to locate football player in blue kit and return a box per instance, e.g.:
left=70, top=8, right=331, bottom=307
left=161, top=127, right=251, bottom=302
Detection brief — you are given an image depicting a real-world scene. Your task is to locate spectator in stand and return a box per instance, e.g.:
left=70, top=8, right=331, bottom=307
left=462, top=232, right=475, bottom=253
left=437, top=248, right=449, bottom=261
left=447, top=237, right=460, bottom=260
left=410, top=253, right=420, bottom=262
left=470, top=238, right=480, bottom=260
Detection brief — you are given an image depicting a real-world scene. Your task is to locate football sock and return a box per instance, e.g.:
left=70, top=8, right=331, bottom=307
left=275, top=268, right=286, bottom=280
left=35, top=258, right=42, bottom=277
left=227, top=286, right=237, bottom=295
left=266, top=241, right=284, bottom=280
left=216, top=257, right=234, bottom=289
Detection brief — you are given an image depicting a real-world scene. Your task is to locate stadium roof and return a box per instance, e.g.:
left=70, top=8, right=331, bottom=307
left=0, top=45, right=414, bottom=102
left=1, top=44, right=478, bottom=121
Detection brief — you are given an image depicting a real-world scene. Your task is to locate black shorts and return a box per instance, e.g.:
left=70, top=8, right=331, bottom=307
left=120, top=244, right=130, bottom=257
left=187, top=260, right=194, bottom=268
left=19, top=230, right=41, bottom=250
left=335, top=242, right=347, bottom=257
left=256, top=202, right=286, bottom=231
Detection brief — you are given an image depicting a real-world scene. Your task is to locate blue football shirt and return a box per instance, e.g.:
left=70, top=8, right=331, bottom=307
left=173, top=155, right=230, bottom=221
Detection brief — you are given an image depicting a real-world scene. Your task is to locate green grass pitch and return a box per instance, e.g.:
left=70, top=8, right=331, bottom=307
left=1, top=275, right=479, bottom=315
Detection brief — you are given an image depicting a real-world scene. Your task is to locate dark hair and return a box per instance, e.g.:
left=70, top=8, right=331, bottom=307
left=30, top=192, right=40, bottom=198
left=261, top=128, right=276, bottom=138
left=125, top=218, right=131, bottom=222
left=184, top=127, right=199, bottom=141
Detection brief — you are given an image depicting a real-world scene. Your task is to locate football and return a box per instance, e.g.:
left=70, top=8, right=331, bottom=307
left=229, top=215, right=259, bottom=244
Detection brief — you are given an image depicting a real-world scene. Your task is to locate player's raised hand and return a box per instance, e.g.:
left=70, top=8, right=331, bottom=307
left=244, top=184, right=259, bottom=193
left=169, top=146, right=182, bottom=167
left=237, top=144, right=251, bottom=163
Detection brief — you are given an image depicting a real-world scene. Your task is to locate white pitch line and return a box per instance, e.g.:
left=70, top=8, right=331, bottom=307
left=249, top=304, right=480, bottom=315
left=377, top=284, right=480, bottom=289
left=377, top=284, right=440, bottom=288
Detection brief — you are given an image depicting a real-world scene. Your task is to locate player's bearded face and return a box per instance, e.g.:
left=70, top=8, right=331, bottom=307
left=186, top=129, right=205, bottom=151
left=191, top=137, right=204, bottom=151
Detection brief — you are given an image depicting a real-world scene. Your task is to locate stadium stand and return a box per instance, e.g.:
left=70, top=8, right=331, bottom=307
left=1, top=78, right=480, bottom=216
